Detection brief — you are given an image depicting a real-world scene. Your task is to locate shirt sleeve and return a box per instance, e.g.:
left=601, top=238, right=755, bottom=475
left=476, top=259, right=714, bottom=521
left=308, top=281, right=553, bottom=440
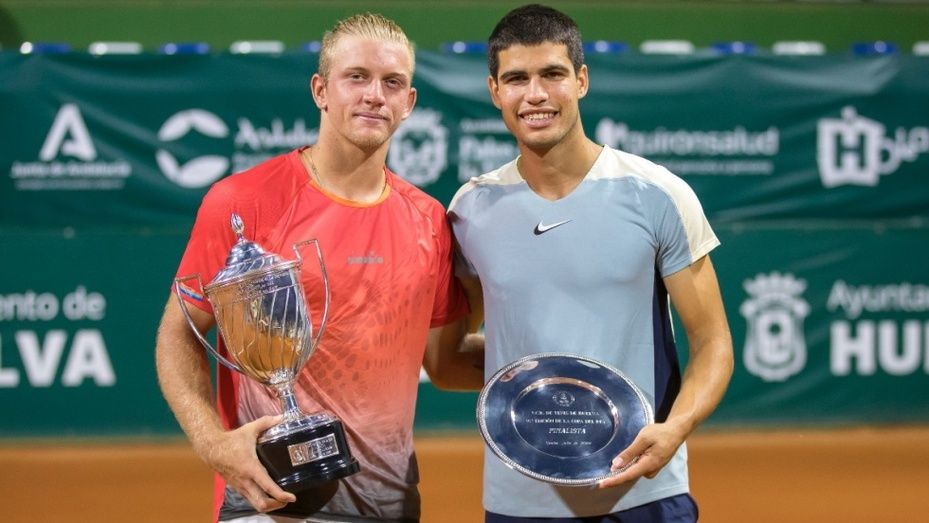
left=653, top=169, right=720, bottom=277
left=429, top=207, right=471, bottom=328
left=447, top=182, right=480, bottom=280
left=174, top=182, right=244, bottom=314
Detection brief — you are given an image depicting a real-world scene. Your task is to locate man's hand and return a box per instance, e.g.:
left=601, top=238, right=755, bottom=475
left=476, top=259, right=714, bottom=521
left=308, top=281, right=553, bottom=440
left=197, top=415, right=297, bottom=512
left=597, top=422, right=686, bottom=489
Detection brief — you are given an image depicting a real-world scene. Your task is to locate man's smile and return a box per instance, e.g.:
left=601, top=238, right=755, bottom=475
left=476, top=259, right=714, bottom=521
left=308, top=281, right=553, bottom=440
left=520, top=110, right=558, bottom=126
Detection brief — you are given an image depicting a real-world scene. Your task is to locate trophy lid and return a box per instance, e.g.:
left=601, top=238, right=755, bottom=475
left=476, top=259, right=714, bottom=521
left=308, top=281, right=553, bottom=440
left=207, top=214, right=294, bottom=288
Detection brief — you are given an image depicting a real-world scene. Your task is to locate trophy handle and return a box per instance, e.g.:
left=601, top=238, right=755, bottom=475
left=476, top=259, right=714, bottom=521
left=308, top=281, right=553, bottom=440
left=292, top=239, right=329, bottom=352
left=173, top=274, right=245, bottom=374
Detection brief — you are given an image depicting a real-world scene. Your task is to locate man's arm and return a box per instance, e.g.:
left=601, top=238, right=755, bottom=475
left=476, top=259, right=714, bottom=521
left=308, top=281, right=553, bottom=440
left=155, top=296, right=296, bottom=510
left=600, top=255, right=733, bottom=488
left=422, top=277, right=485, bottom=391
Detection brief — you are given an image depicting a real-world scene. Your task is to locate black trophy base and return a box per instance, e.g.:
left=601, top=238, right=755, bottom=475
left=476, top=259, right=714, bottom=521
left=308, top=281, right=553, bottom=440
left=257, top=418, right=360, bottom=494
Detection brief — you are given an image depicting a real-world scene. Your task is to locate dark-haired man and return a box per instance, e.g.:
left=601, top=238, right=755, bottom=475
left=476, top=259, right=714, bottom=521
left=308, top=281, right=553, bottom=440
left=445, top=4, right=733, bottom=521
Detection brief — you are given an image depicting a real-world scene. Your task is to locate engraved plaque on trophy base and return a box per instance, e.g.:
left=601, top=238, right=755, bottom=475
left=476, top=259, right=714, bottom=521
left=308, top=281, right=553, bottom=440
left=257, top=414, right=360, bottom=493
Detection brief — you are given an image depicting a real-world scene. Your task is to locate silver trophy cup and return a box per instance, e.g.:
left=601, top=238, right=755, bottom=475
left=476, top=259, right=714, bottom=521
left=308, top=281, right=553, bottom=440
left=175, top=214, right=360, bottom=493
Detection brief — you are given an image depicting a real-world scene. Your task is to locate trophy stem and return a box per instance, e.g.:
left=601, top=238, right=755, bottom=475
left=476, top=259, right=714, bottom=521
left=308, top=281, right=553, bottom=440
left=274, top=383, right=304, bottom=423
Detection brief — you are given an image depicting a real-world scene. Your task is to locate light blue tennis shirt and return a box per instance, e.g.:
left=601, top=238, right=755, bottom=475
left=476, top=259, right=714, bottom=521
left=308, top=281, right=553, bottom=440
left=448, top=145, right=720, bottom=517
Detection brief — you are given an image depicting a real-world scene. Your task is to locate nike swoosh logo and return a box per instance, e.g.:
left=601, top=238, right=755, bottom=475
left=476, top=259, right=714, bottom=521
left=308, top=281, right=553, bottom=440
left=533, top=219, right=572, bottom=235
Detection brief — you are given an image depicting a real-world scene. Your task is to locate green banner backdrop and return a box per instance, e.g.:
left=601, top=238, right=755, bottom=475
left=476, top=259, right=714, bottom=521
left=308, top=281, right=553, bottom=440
left=3, top=52, right=928, bottom=227
left=1, top=51, right=927, bottom=436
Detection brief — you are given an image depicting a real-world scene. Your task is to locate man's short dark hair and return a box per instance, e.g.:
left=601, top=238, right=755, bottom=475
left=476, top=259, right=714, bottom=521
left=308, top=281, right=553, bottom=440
left=487, top=4, right=584, bottom=79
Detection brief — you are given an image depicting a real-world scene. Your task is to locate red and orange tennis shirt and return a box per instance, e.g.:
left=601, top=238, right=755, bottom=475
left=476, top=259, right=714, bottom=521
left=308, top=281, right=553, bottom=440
left=175, top=147, right=468, bottom=520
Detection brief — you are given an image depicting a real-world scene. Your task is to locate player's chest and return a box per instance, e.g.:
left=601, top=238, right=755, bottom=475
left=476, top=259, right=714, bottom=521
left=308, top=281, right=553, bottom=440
left=269, top=203, right=437, bottom=291
left=465, top=195, right=657, bottom=292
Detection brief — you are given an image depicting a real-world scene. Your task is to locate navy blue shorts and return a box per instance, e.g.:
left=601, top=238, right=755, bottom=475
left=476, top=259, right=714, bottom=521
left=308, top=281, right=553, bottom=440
left=485, top=493, right=698, bottom=523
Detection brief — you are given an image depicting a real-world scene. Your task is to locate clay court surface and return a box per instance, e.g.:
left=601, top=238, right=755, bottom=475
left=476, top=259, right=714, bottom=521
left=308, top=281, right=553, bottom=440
left=2, top=426, right=926, bottom=522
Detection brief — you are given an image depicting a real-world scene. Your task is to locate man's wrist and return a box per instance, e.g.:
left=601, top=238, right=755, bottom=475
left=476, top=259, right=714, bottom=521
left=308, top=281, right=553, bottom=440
left=662, top=414, right=696, bottom=441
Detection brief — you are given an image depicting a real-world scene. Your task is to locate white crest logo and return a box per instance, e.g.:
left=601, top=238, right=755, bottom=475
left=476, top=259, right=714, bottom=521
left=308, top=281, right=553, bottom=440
left=817, top=106, right=929, bottom=188
left=740, top=272, right=811, bottom=382
left=40, top=104, right=97, bottom=161
left=388, top=108, right=448, bottom=186
left=156, top=109, right=229, bottom=188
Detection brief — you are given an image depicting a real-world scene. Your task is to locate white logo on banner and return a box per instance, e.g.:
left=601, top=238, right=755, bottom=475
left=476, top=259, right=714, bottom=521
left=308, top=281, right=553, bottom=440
left=826, top=280, right=929, bottom=376
left=817, top=106, right=929, bottom=187
left=594, top=119, right=779, bottom=176
left=156, top=109, right=230, bottom=188
left=388, top=108, right=448, bottom=186
left=457, top=118, right=519, bottom=182
left=9, top=104, right=132, bottom=191
left=740, top=272, right=811, bottom=382
left=0, top=287, right=115, bottom=388
left=232, top=118, right=318, bottom=173
left=39, top=104, right=97, bottom=161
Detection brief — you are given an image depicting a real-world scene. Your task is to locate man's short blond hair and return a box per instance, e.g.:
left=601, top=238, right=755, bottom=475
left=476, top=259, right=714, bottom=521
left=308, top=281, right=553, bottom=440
left=318, top=13, right=415, bottom=78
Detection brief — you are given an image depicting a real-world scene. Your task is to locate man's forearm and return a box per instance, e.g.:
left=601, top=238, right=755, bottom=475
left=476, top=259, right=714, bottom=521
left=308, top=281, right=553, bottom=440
left=438, top=333, right=485, bottom=391
left=665, top=335, right=733, bottom=438
left=158, top=344, right=223, bottom=450
left=662, top=256, right=734, bottom=438
left=423, top=321, right=485, bottom=391
left=155, top=302, right=226, bottom=456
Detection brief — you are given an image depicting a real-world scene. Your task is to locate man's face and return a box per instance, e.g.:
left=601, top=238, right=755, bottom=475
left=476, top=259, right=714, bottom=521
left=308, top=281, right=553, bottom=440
left=488, top=42, right=588, bottom=152
left=313, top=35, right=416, bottom=151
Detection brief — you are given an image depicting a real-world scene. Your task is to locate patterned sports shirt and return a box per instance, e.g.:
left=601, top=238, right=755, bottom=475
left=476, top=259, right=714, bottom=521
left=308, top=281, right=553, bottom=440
left=176, top=147, right=468, bottom=522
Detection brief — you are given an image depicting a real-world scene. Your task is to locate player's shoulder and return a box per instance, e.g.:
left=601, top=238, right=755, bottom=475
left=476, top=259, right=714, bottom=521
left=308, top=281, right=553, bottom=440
left=596, top=145, right=696, bottom=199
left=204, top=149, right=303, bottom=205
left=448, top=157, right=521, bottom=211
left=471, top=157, right=522, bottom=189
left=387, top=168, right=446, bottom=218
left=595, top=146, right=674, bottom=182
left=196, top=150, right=305, bottom=236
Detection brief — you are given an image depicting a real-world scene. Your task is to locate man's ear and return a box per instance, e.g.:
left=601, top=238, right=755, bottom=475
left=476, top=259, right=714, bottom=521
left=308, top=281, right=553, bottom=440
left=400, top=86, right=417, bottom=120
left=577, top=64, right=589, bottom=99
left=310, top=73, right=327, bottom=110
left=487, top=76, right=502, bottom=110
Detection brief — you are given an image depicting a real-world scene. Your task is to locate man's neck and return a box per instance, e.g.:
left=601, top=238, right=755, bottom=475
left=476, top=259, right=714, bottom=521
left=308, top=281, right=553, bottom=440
left=517, top=135, right=602, bottom=201
left=304, top=136, right=389, bottom=203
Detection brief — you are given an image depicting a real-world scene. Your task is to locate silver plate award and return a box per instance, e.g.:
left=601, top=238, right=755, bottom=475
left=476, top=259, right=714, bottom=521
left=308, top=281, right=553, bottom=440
left=477, top=353, right=654, bottom=486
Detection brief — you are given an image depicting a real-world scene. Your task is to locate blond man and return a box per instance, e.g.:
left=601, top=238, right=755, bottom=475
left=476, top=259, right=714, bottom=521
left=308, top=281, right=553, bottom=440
left=156, top=13, right=481, bottom=523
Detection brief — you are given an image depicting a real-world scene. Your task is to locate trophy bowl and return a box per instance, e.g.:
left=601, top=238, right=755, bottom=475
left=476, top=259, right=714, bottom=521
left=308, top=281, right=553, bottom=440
left=477, top=353, right=653, bottom=486
left=175, top=214, right=360, bottom=493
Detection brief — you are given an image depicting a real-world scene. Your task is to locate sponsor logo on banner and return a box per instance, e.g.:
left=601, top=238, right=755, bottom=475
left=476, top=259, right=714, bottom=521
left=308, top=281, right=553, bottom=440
left=388, top=108, right=448, bottom=186
left=740, top=272, right=810, bottom=382
left=0, top=287, right=115, bottom=388
left=156, top=109, right=230, bottom=188
left=9, top=104, right=132, bottom=191
left=742, top=272, right=929, bottom=381
left=827, top=280, right=929, bottom=376
left=233, top=117, right=317, bottom=173
left=595, top=119, right=779, bottom=176
left=457, top=118, right=519, bottom=182
left=156, top=109, right=319, bottom=188
left=816, top=106, right=929, bottom=188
